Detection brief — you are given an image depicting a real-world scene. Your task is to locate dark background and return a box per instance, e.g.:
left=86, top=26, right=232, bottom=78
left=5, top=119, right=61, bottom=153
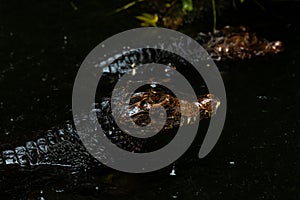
left=0, top=0, right=299, bottom=199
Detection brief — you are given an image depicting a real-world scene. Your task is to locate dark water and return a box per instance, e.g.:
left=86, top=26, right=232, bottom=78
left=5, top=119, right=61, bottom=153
left=0, top=0, right=299, bottom=199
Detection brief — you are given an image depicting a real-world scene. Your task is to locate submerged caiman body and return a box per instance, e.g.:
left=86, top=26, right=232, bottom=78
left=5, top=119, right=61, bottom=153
left=0, top=122, right=98, bottom=168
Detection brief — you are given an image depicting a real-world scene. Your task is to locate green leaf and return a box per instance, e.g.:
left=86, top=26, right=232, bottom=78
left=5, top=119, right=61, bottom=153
left=136, top=13, right=158, bottom=27
left=182, top=0, right=193, bottom=14
left=113, top=0, right=144, bottom=14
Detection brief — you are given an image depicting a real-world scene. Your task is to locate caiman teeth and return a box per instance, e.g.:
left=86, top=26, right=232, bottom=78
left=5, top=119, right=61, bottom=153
left=131, top=63, right=136, bottom=76
left=132, top=68, right=136, bottom=76
left=216, top=100, right=221, bottom=110
left=187, top=117, right=191, bottom=124
left=212, top=97, right=221, bottom=114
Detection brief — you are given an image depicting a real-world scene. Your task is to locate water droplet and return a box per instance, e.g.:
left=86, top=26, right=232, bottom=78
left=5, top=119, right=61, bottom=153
left=170, top=169, right=176, bottom=176
left=257, top=95, right=268, bottom=100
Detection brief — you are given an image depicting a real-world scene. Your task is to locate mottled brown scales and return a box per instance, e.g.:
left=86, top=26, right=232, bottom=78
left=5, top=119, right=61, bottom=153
left=115, top=87, right=220, bottom=130
left=197, top=26, right=283, bottom=60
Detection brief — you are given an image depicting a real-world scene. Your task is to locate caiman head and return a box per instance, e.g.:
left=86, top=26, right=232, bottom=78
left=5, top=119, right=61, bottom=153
left=116, top=90, right=221, bottom=130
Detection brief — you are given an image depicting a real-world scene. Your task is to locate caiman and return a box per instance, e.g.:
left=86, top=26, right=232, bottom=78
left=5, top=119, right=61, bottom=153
left=0, top=48, right=220, bottom=169
left=196, top=26, right=283, bottom=61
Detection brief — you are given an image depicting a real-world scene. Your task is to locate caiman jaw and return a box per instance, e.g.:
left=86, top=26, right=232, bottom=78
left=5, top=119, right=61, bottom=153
left=197, top=94, right=221, bottom=120
left=124, top=92, right=221, bottom=128
left=266, top=40, right=283, bottom=54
